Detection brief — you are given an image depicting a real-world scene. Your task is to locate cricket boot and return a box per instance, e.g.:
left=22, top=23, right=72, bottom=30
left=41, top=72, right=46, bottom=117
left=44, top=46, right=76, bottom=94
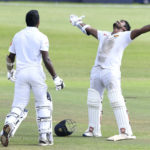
left=0, top=124, right=11, bottom=147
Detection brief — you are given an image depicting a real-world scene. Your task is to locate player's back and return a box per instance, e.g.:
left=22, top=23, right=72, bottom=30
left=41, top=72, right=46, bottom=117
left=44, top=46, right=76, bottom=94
left=9, top=27, right=49, bottom=71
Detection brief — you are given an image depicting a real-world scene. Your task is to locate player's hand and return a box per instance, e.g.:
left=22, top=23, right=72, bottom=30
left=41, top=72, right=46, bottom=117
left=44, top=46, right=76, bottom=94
left=70, top=14, right=85, bottom=26
left=53, top=76, right=65, bottom=91
left=7, top=69, right=16, bottom=82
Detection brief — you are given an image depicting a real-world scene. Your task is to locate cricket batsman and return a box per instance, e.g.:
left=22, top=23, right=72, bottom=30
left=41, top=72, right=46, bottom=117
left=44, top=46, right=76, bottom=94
left=0, top=10, right=65, bottom=147
left=70, top=14, right=150, bottom=141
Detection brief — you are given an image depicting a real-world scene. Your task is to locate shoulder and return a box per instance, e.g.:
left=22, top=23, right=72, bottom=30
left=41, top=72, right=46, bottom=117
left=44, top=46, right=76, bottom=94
left=119, top=31, right=131, bottom=36
left=12, top=28, right=26, bottom=40
left=119, top=31, right=132, bottom=40
left=118, top=31, right=132, bottom=44
left=98, top=30, right=111, bottom=36
left=39, top=31, right=49, bottom=41
left=97, top=30, right=111, bottom=40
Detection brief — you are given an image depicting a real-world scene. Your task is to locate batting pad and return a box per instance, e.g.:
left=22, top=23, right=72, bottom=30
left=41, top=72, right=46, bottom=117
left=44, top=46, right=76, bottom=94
left=36, top=103, right=52, bottom=134
left=108, top=89, right=133, bottom=136
left=4, top=107, right=28, bottom=137
left=87, top=88, right=102, bottom=136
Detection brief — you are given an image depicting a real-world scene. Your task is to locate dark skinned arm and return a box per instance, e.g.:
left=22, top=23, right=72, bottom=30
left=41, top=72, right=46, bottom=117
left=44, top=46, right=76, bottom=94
left=86, top=27, right=98, bottom=39
left=41, top=51, right=57, bottom=79
left=80, top=23, right=98, bottom=39
left=131, top=25, right=150, bottom=40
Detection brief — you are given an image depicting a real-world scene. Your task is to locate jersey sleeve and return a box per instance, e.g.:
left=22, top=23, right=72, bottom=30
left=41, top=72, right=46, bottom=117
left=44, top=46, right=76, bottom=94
left=97, top=30, right=103, bottom=41
left=40, top=34, right=49, bottom=51
left=123, top=31, right=132, bottom=45
left=9, top=38, right=16, bottom=54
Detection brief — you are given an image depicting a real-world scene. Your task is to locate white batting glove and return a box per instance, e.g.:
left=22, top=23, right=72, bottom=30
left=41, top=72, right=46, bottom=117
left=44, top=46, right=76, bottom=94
left=7, top=69, right=16, bottom=82
left=70, top=14, right=85, bottom=26
left=53, top=76, right=65, bottom=91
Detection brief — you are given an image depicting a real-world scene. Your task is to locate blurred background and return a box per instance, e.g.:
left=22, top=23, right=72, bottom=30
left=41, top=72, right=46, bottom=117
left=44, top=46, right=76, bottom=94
left=0, top=0, right=150, bottom=4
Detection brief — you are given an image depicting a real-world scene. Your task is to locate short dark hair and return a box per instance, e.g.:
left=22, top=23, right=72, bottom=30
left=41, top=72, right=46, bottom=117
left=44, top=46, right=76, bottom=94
left=26, top=10, right=39, bottom=27
left=121, top=20, right=131, bottom=31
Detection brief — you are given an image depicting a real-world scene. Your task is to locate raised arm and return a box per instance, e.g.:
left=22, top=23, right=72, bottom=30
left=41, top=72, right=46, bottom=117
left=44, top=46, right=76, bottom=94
left=131, top=25, right=150, bottom=40
left=70, top=15, right=98, bottom=39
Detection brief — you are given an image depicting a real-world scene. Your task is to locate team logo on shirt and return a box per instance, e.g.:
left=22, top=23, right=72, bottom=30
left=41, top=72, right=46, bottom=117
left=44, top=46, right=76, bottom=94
left=104, top=33, right=108, bottom=36
left=114, top=35, right=119, bottom=38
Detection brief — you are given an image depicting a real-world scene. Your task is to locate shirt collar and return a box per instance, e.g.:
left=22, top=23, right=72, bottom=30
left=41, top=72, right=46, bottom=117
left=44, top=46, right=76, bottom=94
left=26, top=26, right=39, bottom=31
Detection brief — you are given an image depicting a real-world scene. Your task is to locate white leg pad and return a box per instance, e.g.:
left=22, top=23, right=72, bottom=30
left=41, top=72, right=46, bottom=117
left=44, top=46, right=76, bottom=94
left=87, top=88, right=102, bottom=137
left=3, top=107, right=28, bottom=137
left=36, top=101, right=53, bottom=135
left=108, top=89, right=133, bottom=136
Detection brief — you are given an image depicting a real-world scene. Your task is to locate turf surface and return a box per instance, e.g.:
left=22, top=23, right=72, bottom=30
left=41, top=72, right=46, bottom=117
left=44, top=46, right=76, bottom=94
left=0, top=2, right=150, bottom=150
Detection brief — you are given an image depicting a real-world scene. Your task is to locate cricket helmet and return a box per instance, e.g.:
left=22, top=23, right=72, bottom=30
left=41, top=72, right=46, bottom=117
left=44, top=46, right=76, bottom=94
left=54, top=119, right=76, bottom=136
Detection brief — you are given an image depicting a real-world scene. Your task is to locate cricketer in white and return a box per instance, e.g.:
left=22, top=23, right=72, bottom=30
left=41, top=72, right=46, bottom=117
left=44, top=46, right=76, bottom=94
left=0, top=10, right=65, bottom=147
left=70, top=14, right=150, bottom=141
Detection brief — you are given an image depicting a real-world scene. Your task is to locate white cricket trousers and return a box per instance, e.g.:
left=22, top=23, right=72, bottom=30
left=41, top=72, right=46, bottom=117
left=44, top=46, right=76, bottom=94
left=90, top=66, right=133, bottom=135
left=90, top=66, right=121, bottom=96
left=12, top=67, right=48, bottom=109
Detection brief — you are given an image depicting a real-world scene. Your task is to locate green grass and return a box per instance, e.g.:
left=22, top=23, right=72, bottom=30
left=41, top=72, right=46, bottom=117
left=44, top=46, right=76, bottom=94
left=0, top=2, right=150, bottom=150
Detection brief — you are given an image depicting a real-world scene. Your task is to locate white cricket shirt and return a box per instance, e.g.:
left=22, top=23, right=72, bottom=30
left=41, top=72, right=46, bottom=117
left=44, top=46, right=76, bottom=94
left=94, top=30, right=132, bottom=70
left=9, top=27, right=49, bottom=71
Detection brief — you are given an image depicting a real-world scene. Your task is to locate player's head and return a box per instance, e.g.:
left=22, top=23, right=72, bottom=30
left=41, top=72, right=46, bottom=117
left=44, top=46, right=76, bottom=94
left=26, top=10, right=40, bottom=27
left=113, top=20, right=131, bottom=32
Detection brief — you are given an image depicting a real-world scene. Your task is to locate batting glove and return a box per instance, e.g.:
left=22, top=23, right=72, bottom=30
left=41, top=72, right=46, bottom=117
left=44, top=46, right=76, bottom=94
left=53, top=76, right=65, bottom=91
left=70, top=14, right=85, bottom=26
left=7, top=69, right=16, bottom=82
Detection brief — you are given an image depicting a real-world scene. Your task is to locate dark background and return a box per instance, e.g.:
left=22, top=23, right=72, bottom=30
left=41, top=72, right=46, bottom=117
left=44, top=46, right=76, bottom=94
left=0, top=0, right=150, bottom=4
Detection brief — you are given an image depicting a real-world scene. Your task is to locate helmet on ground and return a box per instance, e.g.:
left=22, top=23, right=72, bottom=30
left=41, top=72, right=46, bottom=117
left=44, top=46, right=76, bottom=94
left=54, top=119, right=76, bottom=136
